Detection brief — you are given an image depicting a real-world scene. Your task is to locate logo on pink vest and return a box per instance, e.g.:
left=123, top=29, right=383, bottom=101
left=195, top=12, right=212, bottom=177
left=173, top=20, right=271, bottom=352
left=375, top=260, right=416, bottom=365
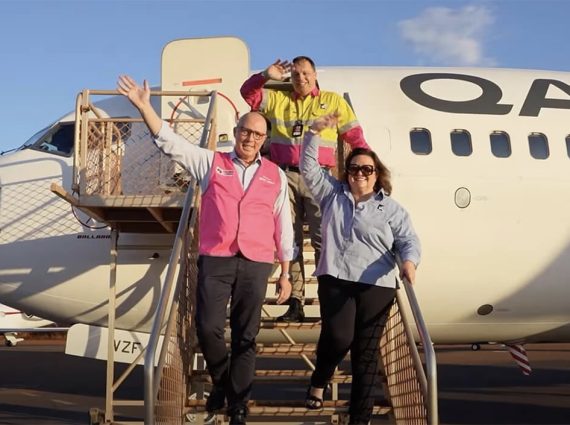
left=258, top=175, right=275, bottom=184
left=215, top=166, right=234, bottom=176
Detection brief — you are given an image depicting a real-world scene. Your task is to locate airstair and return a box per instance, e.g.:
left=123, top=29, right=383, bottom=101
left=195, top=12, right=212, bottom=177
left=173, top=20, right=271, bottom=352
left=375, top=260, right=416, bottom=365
left=52, top=37, right=438, bottom=425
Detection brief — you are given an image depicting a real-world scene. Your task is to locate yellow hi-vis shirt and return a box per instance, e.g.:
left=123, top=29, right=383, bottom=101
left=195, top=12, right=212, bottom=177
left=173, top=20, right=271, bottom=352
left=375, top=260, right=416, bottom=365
left=260, top=89, right=361, bottom=167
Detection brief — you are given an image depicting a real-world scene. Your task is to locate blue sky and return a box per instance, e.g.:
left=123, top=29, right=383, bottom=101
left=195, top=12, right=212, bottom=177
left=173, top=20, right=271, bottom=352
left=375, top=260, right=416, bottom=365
left=1, top=0, right=569, bottom=153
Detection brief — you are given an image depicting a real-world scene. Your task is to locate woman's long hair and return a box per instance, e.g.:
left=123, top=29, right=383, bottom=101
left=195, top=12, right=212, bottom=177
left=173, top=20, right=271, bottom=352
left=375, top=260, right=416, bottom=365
left=343, top=148, right=392, bottom=195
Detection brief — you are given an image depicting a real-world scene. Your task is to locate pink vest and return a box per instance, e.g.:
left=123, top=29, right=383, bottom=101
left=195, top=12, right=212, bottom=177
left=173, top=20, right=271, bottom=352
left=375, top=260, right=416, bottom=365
left=199, top=152, right=281, bottom=264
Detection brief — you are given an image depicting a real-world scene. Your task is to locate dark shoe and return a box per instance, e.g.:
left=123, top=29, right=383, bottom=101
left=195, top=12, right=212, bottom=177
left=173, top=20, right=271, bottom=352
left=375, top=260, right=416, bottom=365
left=228, top=406, right=248, bottom=425
left=205, top=385, right=226, bottom=413
left=276, top=298, right=305, bottom=322
left=305, top=384, right=327, bottom=410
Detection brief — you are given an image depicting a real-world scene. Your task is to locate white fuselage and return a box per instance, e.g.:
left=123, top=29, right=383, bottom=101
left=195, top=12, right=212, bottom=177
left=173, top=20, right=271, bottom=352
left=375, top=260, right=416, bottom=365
left=0, top=303, right=54, bottom=330
left=1, top=66, right=569, bottom=345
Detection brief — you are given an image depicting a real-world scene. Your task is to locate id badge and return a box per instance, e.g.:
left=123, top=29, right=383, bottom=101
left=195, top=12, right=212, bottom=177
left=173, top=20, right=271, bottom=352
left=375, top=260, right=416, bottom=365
left=292, top=121, right=303, bottom=137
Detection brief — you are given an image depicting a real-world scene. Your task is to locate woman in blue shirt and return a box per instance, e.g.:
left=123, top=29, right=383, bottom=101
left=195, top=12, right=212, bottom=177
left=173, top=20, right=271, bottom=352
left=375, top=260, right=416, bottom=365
left=300, top=114, right=421, bottom=425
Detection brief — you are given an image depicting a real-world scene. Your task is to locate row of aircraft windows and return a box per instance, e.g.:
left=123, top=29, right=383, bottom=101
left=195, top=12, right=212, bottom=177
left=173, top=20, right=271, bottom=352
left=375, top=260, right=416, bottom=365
left=410, top=129, right=570, bottom=160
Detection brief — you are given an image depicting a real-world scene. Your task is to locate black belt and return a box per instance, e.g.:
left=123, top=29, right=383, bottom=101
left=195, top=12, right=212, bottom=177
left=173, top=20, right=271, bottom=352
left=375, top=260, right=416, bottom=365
left=279, top=164, right=300, bottom=172
left=279, top=164, right=330, bottom=173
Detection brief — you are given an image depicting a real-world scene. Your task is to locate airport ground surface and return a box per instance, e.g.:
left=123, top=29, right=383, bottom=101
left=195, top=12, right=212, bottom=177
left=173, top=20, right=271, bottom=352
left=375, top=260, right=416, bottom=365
left=0, top=336, right=569, bottom=425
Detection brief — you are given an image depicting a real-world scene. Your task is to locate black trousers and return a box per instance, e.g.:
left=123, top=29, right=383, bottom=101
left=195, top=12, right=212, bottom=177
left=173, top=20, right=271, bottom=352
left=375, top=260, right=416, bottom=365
left=310, top=274, right=396, bottom=424
left=195, top=255, right=273, bottom=411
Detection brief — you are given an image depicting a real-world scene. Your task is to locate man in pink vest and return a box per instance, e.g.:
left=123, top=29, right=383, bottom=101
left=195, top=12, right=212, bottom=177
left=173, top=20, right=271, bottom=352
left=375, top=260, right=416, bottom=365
left=118, top=75, right=294, bottom=425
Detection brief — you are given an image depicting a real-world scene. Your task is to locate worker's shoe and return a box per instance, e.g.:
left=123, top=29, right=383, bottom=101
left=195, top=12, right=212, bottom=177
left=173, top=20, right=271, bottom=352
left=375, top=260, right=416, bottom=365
left=228, top=406, right=248, bottom=425
left=276, top=298, right=305, bottom=322
left=205, top=384, right=226, bottom=412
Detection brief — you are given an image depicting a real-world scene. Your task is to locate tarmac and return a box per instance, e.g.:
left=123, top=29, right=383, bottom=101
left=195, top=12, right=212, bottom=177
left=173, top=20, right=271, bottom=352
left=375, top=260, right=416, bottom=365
left=0, top=336, right=569, bottom=425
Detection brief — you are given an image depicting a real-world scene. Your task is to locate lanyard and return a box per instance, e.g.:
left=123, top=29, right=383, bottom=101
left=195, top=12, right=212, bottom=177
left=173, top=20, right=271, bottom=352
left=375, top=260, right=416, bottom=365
left=292, top=95, right=317, bottom=138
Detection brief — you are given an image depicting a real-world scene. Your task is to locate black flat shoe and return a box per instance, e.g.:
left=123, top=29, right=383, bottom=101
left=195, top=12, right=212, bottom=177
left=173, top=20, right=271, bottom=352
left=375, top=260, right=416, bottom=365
left=305, top=385, right=326, bottom=410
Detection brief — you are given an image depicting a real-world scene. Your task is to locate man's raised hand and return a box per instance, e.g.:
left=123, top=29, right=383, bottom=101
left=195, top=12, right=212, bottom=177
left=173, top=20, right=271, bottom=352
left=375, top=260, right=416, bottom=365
left=265, top=59, right=292, bottom=81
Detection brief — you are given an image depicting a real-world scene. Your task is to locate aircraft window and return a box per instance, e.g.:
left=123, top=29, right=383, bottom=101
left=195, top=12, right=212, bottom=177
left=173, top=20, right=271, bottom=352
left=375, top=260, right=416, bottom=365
left=30, top=122, right=75, bottom=157
left=410, top=128, right=432, bottom=155
left=490, top=131, right=511, bottom=158
left=528, top=133, right=549, bottom=160
left=19, top=125, right=50, bottom=150
left=450, top=130, right=472, bottom=156
left=566, top=136, right=570, bottom=158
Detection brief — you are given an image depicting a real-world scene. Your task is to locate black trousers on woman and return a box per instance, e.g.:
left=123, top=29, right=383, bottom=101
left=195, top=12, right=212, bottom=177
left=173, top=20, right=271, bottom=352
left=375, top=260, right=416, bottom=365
left=310, top=274, right=396, bottom=425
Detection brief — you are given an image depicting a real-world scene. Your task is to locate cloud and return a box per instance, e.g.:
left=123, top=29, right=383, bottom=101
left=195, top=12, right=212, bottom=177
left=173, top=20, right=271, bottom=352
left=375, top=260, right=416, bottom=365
left=398, top=5, right=496, bottom=67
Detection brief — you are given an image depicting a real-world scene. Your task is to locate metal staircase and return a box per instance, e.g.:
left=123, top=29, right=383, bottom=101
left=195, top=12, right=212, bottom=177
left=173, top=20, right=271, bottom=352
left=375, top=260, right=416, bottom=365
left=181, top=229, right=437, bottom=425
left=54, top=85, right=437, bottom=424
left=183, top=242, right=395, bottom=425
left=52, top=88, right=218, bottom=425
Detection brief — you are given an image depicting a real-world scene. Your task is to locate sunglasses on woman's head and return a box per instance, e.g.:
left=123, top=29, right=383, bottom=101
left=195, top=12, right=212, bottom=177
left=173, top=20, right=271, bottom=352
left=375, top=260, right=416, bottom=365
left=347, top=164, right=376, bottom=176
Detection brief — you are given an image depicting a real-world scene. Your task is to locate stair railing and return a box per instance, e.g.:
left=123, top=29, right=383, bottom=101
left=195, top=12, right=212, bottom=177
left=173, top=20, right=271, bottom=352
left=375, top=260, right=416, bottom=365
left=379, top=262, right=438, bottom=425
left=400, top=276, right=438, bottom=424
left=144, top=92, right=218, bottom=425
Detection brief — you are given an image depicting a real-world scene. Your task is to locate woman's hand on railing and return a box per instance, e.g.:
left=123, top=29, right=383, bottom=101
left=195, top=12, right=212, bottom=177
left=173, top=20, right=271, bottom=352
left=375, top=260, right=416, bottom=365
left=400, top=260, right=417, bottom=284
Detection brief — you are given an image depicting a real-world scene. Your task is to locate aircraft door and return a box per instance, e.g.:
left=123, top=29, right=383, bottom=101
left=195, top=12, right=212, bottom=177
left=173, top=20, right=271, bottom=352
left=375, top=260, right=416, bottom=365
left=161, top=37, right=250, bottom=151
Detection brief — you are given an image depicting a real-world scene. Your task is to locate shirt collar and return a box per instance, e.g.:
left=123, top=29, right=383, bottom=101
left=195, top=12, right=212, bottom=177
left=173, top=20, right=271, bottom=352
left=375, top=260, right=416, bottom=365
left=342, top=184, right=386, bottom=203
left=292, top=86, right=320, bottom=100
left=230, top=150, right=262, bottom=165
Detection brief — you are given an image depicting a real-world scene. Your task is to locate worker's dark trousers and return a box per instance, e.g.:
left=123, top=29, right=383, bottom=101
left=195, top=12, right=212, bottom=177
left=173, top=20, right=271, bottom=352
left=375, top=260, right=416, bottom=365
left=310, top=274, right=396, bottom=424
left=195, top=254, right=272, bottom=412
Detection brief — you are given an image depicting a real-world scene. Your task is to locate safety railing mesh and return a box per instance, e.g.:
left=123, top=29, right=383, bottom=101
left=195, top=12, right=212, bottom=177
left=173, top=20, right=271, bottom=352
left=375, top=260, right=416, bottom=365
left=155, top=227, right=199, bottom=424
left=380, top=301, right=427, bottom=424
left=79, top=118, right=205, bottom=197
left=153, top=112, right=213, bottom=424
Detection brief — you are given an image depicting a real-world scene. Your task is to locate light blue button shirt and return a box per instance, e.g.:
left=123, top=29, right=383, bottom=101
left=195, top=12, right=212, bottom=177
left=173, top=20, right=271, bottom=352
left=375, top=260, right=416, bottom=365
left=300, top=132, right=421, bottom=287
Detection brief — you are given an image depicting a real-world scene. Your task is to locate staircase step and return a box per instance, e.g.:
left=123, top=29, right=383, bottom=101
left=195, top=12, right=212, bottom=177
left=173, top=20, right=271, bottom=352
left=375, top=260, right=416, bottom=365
left=268, top=276, right=318, bottom=284
left=192, top=343, right=316, bottom=357
left=300, top=258, right=316, bottom=265
left=257, top=343, right=316, bottom=356
left=223, top=319, right=320, bottom=328
left=259, top=319, right=321, bottom=330
left=185, top=400, right=391, bottom=416
left=303, top=240, right=313, bottom=249
left=190, top=369, right=352, bottom=383
left=263, top=298, right=320, bottom=306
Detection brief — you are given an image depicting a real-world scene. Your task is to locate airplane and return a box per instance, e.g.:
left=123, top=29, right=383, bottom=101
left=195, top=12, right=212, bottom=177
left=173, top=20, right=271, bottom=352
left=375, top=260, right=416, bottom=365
left=0, top=303, right=60, bottom=346
left=0, top=37, right=569, bottom=362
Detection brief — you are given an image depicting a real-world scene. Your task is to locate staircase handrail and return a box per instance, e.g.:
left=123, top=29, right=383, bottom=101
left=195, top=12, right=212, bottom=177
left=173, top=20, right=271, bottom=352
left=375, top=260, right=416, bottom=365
left=396, top=260, right=438, bottom=424
left=143, top=91, right=218, bottom=424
